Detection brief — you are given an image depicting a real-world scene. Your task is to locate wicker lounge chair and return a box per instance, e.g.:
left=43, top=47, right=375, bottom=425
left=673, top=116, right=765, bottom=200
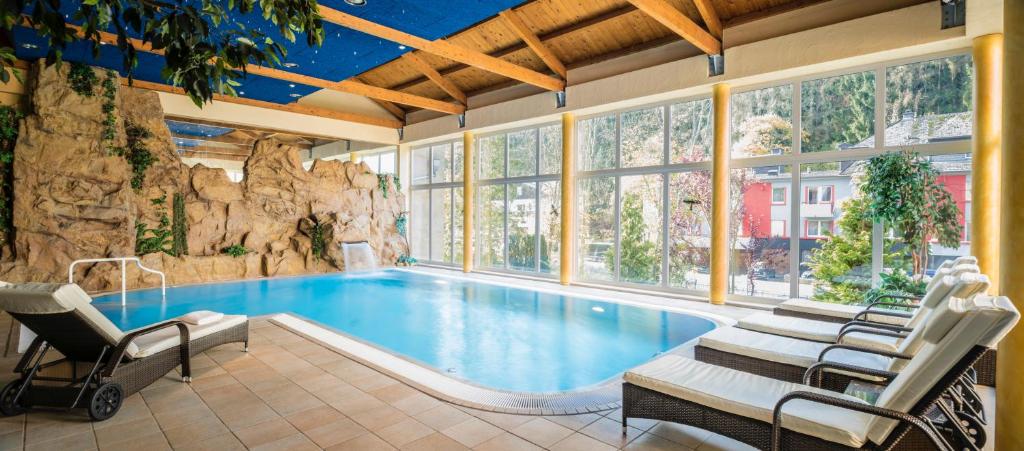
left=694, top=274, right=989, bottom=391
left=0, top=283, right=248, bottom=420
left=623, top=294, right=1018, bottom=451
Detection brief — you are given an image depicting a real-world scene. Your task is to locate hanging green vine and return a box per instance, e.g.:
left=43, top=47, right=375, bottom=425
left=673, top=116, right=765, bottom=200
left=393, top=175, right=401, bottom=193
left=221, top=244, right=250, bottom=257
left=310, top=220, right=326, bottom=260
left=377, top=174, right=390, bottom=198
left=171, top=192, right=188, bottom=256
left=397, top=254, right=417, bottom=266
left=135, top=195, right=173, bottom=255
left=0, top=106, right=22, bottom=247
left=67, top=63, right=98, bottom=97
left=395, top=211, right=407, bottom=236
left=101, top=70, right=118, bottom=153
left=113, top=121, right=155, bottom=190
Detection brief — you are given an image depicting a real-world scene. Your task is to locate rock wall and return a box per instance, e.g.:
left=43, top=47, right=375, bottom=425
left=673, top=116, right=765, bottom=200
left=0, top=62, right=407, bottom=291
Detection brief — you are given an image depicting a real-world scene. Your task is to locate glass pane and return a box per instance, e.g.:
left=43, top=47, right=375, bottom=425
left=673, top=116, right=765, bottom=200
left=578, top=177, right=616, bottom=281
left=539, top=181, right=561, bottom=275
left=507, top=182, right=537, bottom=271
left=453, top=188, right=464, bottom=264
left=731, top=85, right=794, bottom=158
left=430, top=143, right=452, bottom=183
left=364, top=156, right=380, bottom=173
left=729, top=165, right=792, bottom=299
left=478, top=135, right=506, bottom=180
left=430, top=189, right=452, bottom=262
left=670, top=98, right=713, bottom=163
left=799, top=161, right=871, bottom=303
left=668, top=170, right=712, bottom=290
left=412, top=147, right=430, bottom=185
left=620, top=107, right=664, bottom=168
left=801, top=72, right=876, bottom=152
left=478, top=184, right=506, bottom=268
left=540, top=124, right=562, bottom=175
left=928, top=153, right=971, bottom=271
left=885, top=55, right=973, bottom=146
left=578, top=115, right=616, bottom=171
left=453, top=141, right=464, bottom=182
left=618, top=174, right=663, bottom=284
left=410, top=190, right=430, bottom=259
left=508, top=130, right=537, bottom=177
left=379, top=151, right=396, bottom=174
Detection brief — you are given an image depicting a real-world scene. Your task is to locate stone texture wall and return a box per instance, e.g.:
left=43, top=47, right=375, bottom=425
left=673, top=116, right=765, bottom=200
left=0, top=62, right=407, bottom=291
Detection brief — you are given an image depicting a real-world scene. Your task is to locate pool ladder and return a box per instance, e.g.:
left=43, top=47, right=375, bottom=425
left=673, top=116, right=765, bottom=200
left=68, top=257, right=167, bottom=306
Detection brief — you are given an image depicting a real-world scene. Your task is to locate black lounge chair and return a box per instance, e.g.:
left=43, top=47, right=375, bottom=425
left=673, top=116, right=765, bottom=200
left=622, top=295, right=1018, bottom=451
left=0, top=283, right=248, bottom=420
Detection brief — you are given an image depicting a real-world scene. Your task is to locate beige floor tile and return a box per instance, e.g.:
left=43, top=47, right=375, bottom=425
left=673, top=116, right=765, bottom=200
left=471, top=411, right=533, bottom=430
left=580, top=416, right=643, bottom=447
left=250, top=433, right=320, bottom=451
left=543, top=413, right=602, bottom=431
left=473, top=432, right=544, bottom=451
left=647, top=422, right=712, bottom=449
left=93, top=416, right=162, bottom=448
left=171, top=433, right=246, bottom=451
left=188, top=373, right=238, bottom=393
left=510, top=418, right=574, bottom=448
left=375, top=417, right=434, bottom=448
left=412, top=404, right=474, bottom=431
left=161, top=416, right=231, bottom=448
left=348, top=404, right=408, bottom=431
left=216, top=402, right=280, bottom=430
left=24, top=416, right=93, bottom=446
left=329, top=392, right=386, bottom=416
left=284, top=405, right=347, bottom=432
left=24, top=430, right=96, bottom=451
left=625, top=432, right=696, bottom=451
left=325, top=433, right=396, bottom=451
left=348, top=374, right=400, bottom=392
left=302, top=417, right=367, bottom=449
left=549, top=433, right=619, bottom=451
left=263, top=390, right=325, bottom=416
left=151, top=403, right=219, bottom=431
left=0, top=429, right=22, bottom=451
left=442, top=418, right=504, bottom=448
left=390, top=393, right=442, bottom=416
left=99, top=431, right=170, bottom=451
left=233, top=417, right=300, bottom=448
left=400, top=432, right=470, bottom=451
left=370, top=383, right=419, bottom=404
left=695, top=433, right=757, bottom=451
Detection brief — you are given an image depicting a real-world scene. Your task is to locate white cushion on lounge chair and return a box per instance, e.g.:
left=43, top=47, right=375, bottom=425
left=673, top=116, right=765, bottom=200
left=0, top=283, right=129, bottom=349
left=128, top=315, right=247, bottom=358
left=625, top=355, right=875, bottom=447
left=698, top=327, right=891, bottom=375
left=737, top=313, right=841, bottom=342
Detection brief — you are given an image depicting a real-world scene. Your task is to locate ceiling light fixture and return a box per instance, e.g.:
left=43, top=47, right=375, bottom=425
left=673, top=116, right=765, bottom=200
left=344, top=0, right=367, bottom=5
left=21, top=43, right=38, bottom=49
left=398, top=45, right=406, bottom=50
left=289, top=93, right=302, bottom=98
left=283, top=62, right=298, bottom=68
left=289, top=84, right=296, bottom=88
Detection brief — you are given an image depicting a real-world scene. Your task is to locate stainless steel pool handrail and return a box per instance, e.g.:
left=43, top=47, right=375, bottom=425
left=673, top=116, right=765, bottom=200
left=68, top=257, right=166, bottom=306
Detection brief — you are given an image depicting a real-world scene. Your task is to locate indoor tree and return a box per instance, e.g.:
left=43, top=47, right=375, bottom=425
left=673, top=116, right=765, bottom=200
left=0, top=0, right=325, bottom=106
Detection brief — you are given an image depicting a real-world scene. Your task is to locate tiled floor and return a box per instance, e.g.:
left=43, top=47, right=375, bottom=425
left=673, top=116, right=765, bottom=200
left=0, top=318, right=756, bottom=451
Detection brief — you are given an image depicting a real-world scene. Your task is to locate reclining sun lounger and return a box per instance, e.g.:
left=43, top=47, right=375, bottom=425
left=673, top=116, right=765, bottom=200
left=694, top=273, right=989, bottom=391
left=773, top=258, right=978, bottom=324
left=623, top=294, right=1018, bottom=451
left=0, top=283, right=248, bottom=420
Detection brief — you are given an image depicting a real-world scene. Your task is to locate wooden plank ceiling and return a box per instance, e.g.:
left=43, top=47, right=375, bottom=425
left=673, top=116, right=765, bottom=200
left=354, top=0, right=807, bottom=113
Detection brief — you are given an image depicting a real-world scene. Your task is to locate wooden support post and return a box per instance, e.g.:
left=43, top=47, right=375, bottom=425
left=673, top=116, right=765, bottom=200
left=972, top=33, right=1003, bottom=294
left=710, top=83, right=730, bottom=305
left=560, top=112, right=575, bottom=285
left=463, top=131, right=475, bottom=273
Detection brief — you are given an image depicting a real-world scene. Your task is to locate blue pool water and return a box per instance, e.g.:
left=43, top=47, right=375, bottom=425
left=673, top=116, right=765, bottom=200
left=93, top=270, right=716, bottom=392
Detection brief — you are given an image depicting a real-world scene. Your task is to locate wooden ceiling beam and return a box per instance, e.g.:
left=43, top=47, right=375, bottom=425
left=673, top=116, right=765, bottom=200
left=318, top=6, right=565, bottom=92
left=401, top=52, right=468, bottom=105
left=127, top=79, right=404, bottom=129
left=47, top=19, right=457, bottom=116
left=499, top=9, right=566, bottom=80
left=624, top=0, right=721, bottom=54
left=691, top=0, right=723, bottom=39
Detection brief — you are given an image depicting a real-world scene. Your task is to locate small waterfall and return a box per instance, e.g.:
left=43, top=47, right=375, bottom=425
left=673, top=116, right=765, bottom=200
left=341, top=241, right=378, bottom=272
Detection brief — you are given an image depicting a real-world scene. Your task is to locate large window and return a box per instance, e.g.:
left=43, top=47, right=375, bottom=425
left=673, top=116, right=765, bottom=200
left=475, top=124, right=562, bottom=275
left=577, top=97, right=713, bottom=291
left=359, top=149, right=397, bottom=175
left=410, top=140, right=464, bottom=265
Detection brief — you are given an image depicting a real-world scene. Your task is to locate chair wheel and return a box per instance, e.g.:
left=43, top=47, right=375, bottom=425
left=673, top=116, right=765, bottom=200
left=88, top=383, right=123, bottom=421
left=0, top=380, right=25, bottom=416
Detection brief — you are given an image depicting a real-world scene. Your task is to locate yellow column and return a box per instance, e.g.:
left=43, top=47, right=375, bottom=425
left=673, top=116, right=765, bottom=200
left=350, top=152, right=360, bottom=164
left=972, top=34, right=1003, bottom=294
left=463, top=131, right=475, bottom=273
left=997, top=1, right=1023, bottom=448
left=560, top=113, right=575, bottom=285
left=710, top=83, right=730, bottom=305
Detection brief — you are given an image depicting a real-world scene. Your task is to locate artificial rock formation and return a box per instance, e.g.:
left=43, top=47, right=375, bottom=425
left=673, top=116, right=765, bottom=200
left=0, top=62, right=407, bottom=291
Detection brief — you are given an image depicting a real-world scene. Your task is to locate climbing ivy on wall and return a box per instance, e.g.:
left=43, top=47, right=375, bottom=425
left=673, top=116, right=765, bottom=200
left=135, top=195, right=173, bottom=255
left=171, top=192, right=188, bottom=256
left=310, top=220, right=325, bottom=260
left=114, top=121, right=155, bottom=190
left=66, top=65, right=120, bottom=155
left=67, top=63, right=98, bottom=97
left=0, top=106, right=22, bottom=247
left=377, top=174, right=390, bottom=198
left=395, top=211, right=407, bottom=236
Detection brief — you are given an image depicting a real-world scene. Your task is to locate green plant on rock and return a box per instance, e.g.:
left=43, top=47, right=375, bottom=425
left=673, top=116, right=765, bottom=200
left=377, top=174, right=390, bottom=198
left=865, top=269, right=927, bottom=301
left=310, top=220, right=325, bottom=260
left=67, top=63, right=99, bottom=97
left=171, top=192, right=188, bottom=256
left=222, top=244, right=250, bottom=258
left=0, top=106, right=22, bottom=247
left=115, top=120, right=155, bottom=190
left=397, top=254, right=417, bottom=266
left=395, top=211, right=408, bottom=236
left=135, top=195, right=173, bottom=255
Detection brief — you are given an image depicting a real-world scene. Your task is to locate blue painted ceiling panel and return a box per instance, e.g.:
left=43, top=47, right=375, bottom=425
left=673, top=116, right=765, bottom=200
left=166, top=120, right=234, bottom=137
left=12, top=0, right=528, bottom=106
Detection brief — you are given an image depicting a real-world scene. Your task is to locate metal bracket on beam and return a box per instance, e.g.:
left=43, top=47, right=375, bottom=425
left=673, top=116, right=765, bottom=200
left=708, top=54, right=724, bottom=77
left=457, top=114, right=466, bottom=129
left=940, top=0, right=966, bottom=29
left=398, top=127, right=404, bottom=140
left=555, top=91, right=567, bottom=109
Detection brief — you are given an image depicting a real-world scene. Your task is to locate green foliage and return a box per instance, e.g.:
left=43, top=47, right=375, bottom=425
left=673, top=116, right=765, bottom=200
left=801, top=71, right=875, bottom=151
left=377, top=174, right=390, bottom=198
left=2, top=0, right=326, bottom=106
left=397, top=254, right=417, bottom=266
left=135, top=195, right=173, bottom=255
left=395, top=211, right=408, bottom=236
left=865, top=269, right=927, bottom=300
left=0, top=106, right=22, bottom=247
left=885, top=55, right=973, bottom=126
left=606, top=192, right=660, bottom=283
left=221, top=244, right=250, bottom=258
left=114, top=121, right=155, bottom=190
left=67, top=63, right=99, bottom=97
left=171, top=192, right=188, bottom=257
left=862, top=150, right=962, bottom=274
left=310, top=220, right=325, bottom=260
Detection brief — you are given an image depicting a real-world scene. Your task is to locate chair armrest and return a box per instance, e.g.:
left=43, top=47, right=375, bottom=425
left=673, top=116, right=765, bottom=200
left=852, top=309, right=913, bottom=323
left=102, top=320, right=190, bottom=378
left=770, top=391, right=950, bottom=451
left=836, top=327, right=908, bottom=344
left=838, top=321, right=912, bottom=335
left=817, top=343, right=913, bottom=362
left=803, top=361, right=898, bottom=386
left=863, top=293, right=920, bottom=310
